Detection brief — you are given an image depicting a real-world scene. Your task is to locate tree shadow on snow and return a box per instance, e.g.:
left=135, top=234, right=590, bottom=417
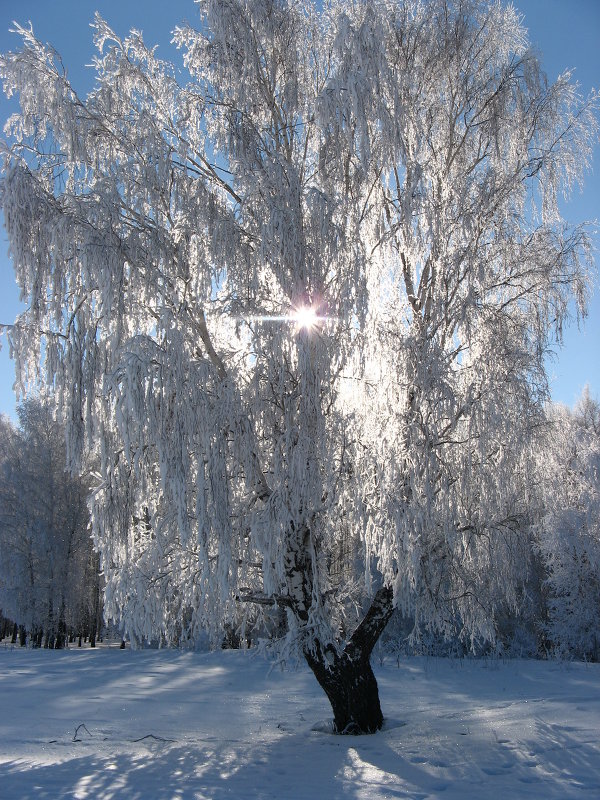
left=2, top=701, right=600, bottom=799
left=0, top=734, right=435, bottom=800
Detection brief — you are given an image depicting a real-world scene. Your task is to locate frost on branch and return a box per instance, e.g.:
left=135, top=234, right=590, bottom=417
left=0, top=0, right=597, bottom=666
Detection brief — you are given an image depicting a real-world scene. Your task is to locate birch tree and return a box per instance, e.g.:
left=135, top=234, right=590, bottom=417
left=0, top=401, right=97, bottom=647
left=0, top=0, right=596, bottom=731
left=538, top=390, right=600, bottom=660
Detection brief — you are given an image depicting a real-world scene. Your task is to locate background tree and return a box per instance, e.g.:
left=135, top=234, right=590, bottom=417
left=537, top=388, right=600, bottom=660
left=0, top=401, right=99, bottom=646
left=0, top=0, right=596, bottom=731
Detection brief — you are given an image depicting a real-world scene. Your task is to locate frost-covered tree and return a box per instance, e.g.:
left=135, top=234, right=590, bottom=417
left=0, top=0, right=596, bottom=731
left=0, top=401, right=98, bottom=647
left=538, top=389, right=600, bottom=660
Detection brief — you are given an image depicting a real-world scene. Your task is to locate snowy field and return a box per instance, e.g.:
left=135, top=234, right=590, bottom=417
left=0, top=646, right=599, bottom=799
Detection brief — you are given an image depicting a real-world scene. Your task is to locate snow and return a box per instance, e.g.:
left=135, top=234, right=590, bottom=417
left=0, top=647, right=599, bottom=799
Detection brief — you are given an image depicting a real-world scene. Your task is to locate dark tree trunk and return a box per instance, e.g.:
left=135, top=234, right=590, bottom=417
left=305, top=586, right=394, bottom=734
left=305, top=648, right=385, bottom=733
left=55, top=601, right=67, bottom=649
left=245, top=521, right=394, bottom=734
left=90, top=553, right=102, bottom=648
left=46, top=597, right=54, bottom=648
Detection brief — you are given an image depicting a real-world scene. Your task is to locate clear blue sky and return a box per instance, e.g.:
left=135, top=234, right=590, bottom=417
left=0, top=0, right=598, bottom=420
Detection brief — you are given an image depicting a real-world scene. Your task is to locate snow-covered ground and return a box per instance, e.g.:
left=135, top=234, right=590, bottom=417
left=0, top=646, right=598, bottom=799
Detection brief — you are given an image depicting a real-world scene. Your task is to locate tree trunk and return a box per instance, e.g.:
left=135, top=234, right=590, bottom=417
left=305, top=586, right=394, bottom=734
left=46, top=597, right=55, bottom=648
left=90, top=552, right=102, bottom=648
left=55, top=600, right=67, bottom=649
left=305, top=648, right=385, bottom=733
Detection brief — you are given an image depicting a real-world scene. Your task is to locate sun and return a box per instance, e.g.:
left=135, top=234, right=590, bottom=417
left=241, top=302, right=333, bottom=332
left=292, top=305, right=319, bottom=331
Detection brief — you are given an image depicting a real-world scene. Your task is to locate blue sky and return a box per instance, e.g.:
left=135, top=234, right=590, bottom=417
left=0, top=0, right=598, bottom=420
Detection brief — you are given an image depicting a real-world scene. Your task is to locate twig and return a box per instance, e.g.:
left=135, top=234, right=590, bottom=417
left=132, top=733, right=176, bottom=743
left=73, top=723, right=93, bottom=742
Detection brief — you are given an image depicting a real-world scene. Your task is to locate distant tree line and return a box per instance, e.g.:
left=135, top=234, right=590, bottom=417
left=537, top=388, right=600, bottom=661
left=0, top=400, right=102, bottom=648
left=373, top=388, right=600, bottom=663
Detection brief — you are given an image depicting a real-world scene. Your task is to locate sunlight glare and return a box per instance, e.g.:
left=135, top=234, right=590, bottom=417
left=292, top=305, right=318, bottom=331
left=240, top=303, right=334, bottom=332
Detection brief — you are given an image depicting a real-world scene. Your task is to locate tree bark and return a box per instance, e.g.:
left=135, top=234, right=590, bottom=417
left=305, top=647, right=386, bottom=733
left=90, top=552, right=102, bottom=648
left=304, top=586, right=394, bottom=734
left=56, top=600, right=67, bottom=649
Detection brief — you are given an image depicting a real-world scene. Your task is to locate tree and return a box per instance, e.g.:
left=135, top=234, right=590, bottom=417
left=538, top=389, right=600, bottom=660
left=0, top=0, right=596, bottom=731
left=0, top=401, right=99, bottom=647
